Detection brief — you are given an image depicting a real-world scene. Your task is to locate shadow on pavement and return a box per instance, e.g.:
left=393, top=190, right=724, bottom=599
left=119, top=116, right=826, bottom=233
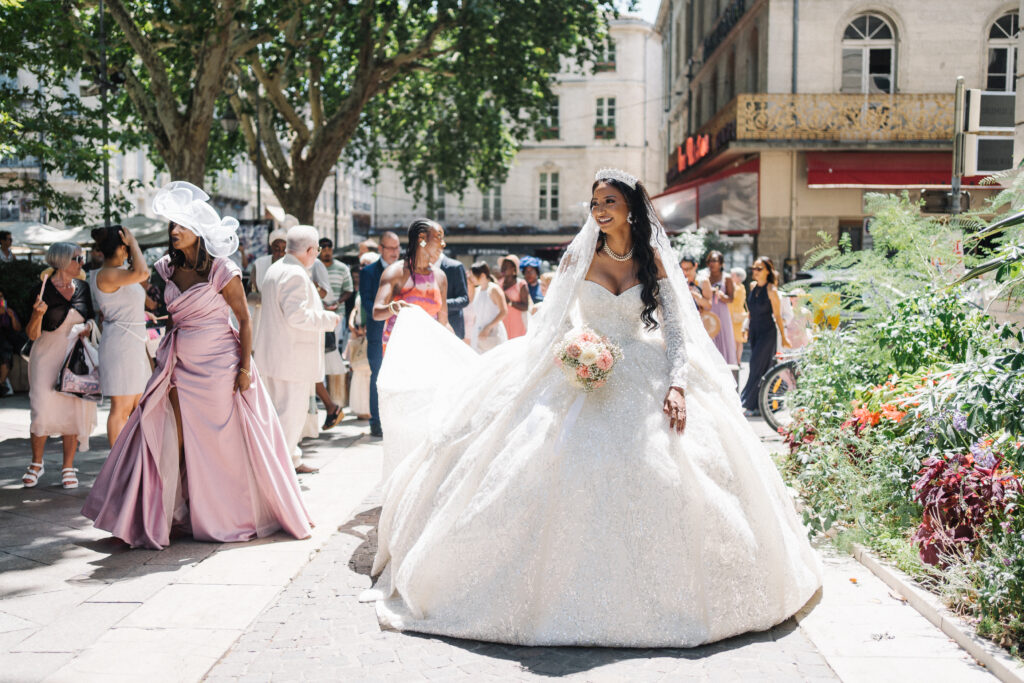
left=337, top=505, right=380, bottom=577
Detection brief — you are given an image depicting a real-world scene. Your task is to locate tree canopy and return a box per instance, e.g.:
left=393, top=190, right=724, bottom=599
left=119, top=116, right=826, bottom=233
left=2, top=0, right=627, bottom=225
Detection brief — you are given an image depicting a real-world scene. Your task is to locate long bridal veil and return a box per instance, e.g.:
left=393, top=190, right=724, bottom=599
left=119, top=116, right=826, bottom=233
left=375, top=190, right=744, bottom=514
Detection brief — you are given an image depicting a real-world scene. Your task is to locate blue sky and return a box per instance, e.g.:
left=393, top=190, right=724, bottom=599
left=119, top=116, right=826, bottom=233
left=624, top=0, right=661, bottom=24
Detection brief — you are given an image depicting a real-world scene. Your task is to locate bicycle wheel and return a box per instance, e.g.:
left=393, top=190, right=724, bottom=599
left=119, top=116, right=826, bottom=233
left=758, top=360, right=798, bottom=432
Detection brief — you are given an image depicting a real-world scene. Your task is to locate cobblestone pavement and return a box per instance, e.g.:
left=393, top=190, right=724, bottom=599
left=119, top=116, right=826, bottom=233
left=205, top=497, right=839, bottom=682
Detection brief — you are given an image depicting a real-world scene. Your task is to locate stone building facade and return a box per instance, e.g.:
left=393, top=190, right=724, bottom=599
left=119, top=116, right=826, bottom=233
left=369, top=16, right=663, bottom=265
left=656, top=0, right=1016, bottom=277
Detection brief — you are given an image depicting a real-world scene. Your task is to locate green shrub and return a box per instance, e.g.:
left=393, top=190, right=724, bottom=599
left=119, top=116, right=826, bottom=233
left=0, top=259, right=48, bottom=322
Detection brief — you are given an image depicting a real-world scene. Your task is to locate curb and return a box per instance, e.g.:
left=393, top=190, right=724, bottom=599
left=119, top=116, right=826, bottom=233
left=850, top=542, right=1024, bottom=683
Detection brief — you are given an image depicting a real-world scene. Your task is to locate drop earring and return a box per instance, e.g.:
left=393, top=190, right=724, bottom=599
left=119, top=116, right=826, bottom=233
left=627, top=212, right=634, bottom=224
left=419, top=240, right=427, bottom=248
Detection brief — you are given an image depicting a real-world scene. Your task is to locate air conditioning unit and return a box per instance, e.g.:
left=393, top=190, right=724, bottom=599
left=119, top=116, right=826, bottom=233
left=964, top=90, right=1015, bottom=132
left=963, top=135, right=1013, bottom=176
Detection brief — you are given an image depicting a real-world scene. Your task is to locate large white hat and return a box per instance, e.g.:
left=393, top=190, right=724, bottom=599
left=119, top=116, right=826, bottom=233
left=153, top=181, right=239, bottom=258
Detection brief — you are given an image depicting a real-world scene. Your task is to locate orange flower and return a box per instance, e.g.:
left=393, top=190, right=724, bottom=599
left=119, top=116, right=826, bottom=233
left=852, top=407, right=881, bottom=427
left=880, top=404, right=906, bottom=423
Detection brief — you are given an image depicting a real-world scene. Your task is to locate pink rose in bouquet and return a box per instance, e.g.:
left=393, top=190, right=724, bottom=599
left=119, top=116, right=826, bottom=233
left=553, top=327, right=623, bottom=393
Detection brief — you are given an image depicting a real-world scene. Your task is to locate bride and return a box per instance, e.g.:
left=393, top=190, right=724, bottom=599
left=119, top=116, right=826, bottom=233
left=364, top=169, right=821, bottom=647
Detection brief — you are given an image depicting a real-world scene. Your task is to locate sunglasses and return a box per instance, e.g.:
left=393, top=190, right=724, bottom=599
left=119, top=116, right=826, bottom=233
left=751, top=265, right=766, bottom=271
left=74, top=255, right=86, bottom=264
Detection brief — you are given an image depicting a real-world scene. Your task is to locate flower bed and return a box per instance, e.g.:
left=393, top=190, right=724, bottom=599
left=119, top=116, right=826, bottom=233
left=778, top=192, right=1024, bottom=653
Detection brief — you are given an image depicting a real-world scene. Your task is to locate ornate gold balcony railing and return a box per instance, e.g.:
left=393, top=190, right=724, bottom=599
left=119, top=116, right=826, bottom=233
left=698, top=93, right=954, bottom=142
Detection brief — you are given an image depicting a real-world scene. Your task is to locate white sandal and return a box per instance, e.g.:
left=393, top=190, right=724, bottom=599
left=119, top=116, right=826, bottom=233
left=61, top=467, right=79, bottom=489
left=22, top=462, right=44, bottom=488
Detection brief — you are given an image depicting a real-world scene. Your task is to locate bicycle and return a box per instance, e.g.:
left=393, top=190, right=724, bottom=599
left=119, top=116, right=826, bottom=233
left=757, top=349, right=804, bottom=432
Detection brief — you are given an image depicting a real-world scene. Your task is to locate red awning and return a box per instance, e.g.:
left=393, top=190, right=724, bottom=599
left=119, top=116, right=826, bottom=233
left=806, top=152, right=988, bottom=188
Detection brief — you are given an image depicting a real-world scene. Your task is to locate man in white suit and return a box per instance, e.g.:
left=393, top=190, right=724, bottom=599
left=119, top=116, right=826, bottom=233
left=255, top=225, right=340, bottom=473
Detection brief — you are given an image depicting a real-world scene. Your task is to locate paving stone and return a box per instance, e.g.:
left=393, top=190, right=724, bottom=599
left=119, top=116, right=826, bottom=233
left=13, top=601, right=136, bottom=653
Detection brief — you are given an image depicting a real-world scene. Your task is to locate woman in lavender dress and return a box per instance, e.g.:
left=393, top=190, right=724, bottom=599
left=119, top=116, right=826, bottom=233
left=83, top=182, right=311, bottom=549
left=705, top=250, right=737, bottom=365
left=89, top=225, right=152, bottom=447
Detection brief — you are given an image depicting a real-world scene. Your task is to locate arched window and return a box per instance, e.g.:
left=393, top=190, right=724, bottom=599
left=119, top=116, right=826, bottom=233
left=987, top=11, right=1019, bottom=92
left=841, top=13, right=896, bottom=93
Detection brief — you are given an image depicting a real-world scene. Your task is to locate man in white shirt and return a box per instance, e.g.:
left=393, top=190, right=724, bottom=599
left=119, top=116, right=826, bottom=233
left=255, top=225, right=340, bottom=473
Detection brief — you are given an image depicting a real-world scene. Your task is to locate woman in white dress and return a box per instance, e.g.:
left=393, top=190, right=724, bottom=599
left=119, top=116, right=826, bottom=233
left=365, top=169, right=821, bottom=647
left=346, top=252, right=380, bottom=420
left=89, top=226, right=152, bottom=446
left=466, top=261, right=507, bottom=353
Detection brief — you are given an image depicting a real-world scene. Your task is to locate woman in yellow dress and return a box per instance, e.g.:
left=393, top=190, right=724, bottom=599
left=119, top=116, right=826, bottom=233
left=728, top=266, right=748, bottom=362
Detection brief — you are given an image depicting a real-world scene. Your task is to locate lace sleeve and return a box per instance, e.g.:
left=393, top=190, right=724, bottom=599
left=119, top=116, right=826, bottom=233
left=657, top=284, right=689, bottom=392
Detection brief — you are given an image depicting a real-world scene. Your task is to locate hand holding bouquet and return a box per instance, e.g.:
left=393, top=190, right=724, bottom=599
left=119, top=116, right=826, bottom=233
left=554, top=327, right=622, bottom=392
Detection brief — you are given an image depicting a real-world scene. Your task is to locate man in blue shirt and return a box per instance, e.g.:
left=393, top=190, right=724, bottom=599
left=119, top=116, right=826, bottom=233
left=359, top=231, right=401, bottom=438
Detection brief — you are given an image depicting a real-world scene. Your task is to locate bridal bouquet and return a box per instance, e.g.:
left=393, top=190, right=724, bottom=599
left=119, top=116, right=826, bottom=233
left=554, top=327, right=623, bottom=392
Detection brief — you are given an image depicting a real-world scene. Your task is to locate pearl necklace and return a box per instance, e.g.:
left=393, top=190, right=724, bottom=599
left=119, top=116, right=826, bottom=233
left=602, top=241, right=633, bottom=262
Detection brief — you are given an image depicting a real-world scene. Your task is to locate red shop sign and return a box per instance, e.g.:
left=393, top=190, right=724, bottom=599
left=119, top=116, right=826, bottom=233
left=676, top=134, right=711, bottom=173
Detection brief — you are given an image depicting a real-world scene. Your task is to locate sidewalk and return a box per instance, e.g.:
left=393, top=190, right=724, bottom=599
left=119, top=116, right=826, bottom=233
left=203, top=418, right=994, bottom=682
left=0, top=394, right=381, bottom=683
left=0, top=393, right=999, bottom=682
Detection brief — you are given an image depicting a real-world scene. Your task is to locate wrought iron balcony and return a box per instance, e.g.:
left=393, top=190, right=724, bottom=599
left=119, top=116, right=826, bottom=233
left=0, top=155, right=40, bottom=169
left=703, top=0, right=750, bottom=61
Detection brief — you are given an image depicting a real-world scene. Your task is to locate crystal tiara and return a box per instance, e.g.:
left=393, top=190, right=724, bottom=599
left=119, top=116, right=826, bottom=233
left=594, top=168, right=639, bottom=189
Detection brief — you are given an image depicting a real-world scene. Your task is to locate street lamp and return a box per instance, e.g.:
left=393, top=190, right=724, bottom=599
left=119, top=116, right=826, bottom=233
left=99, top=0, right=110, bottom=227
left=220, top=77, right=261, bottom=223
left=95, top=0, right=124, bottom=228
left=220, top=107, right=239, bottom=133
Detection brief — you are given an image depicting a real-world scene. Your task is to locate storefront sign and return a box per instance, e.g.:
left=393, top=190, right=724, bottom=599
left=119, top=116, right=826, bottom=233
left=677, top=134, right=710, bottom=173
left=675, top=122, right=737, bottom=174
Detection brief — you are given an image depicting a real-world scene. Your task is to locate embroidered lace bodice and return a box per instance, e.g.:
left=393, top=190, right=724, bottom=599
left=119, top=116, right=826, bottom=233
left=577, top=279, right=689, bottom=390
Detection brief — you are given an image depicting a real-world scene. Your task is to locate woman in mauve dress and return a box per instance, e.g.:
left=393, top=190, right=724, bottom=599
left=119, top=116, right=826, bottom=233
left=83, top=181, right=311, bottom=549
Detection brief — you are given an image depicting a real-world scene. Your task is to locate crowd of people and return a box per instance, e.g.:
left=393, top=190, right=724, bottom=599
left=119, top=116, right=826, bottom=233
left=0, top=169, right=826, bottom=654
left=2, top=176, right=805, bottom=549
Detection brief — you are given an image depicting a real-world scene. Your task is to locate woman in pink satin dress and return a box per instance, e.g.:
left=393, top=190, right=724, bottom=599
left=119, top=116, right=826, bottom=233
left=83, top=181, right=311, bottom=549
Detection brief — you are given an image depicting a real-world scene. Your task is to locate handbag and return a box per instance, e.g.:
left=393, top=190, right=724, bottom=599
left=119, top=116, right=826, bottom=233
left=324, top=330, right=337, bottom=353
left=54, top=337, right=101, bottom=402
